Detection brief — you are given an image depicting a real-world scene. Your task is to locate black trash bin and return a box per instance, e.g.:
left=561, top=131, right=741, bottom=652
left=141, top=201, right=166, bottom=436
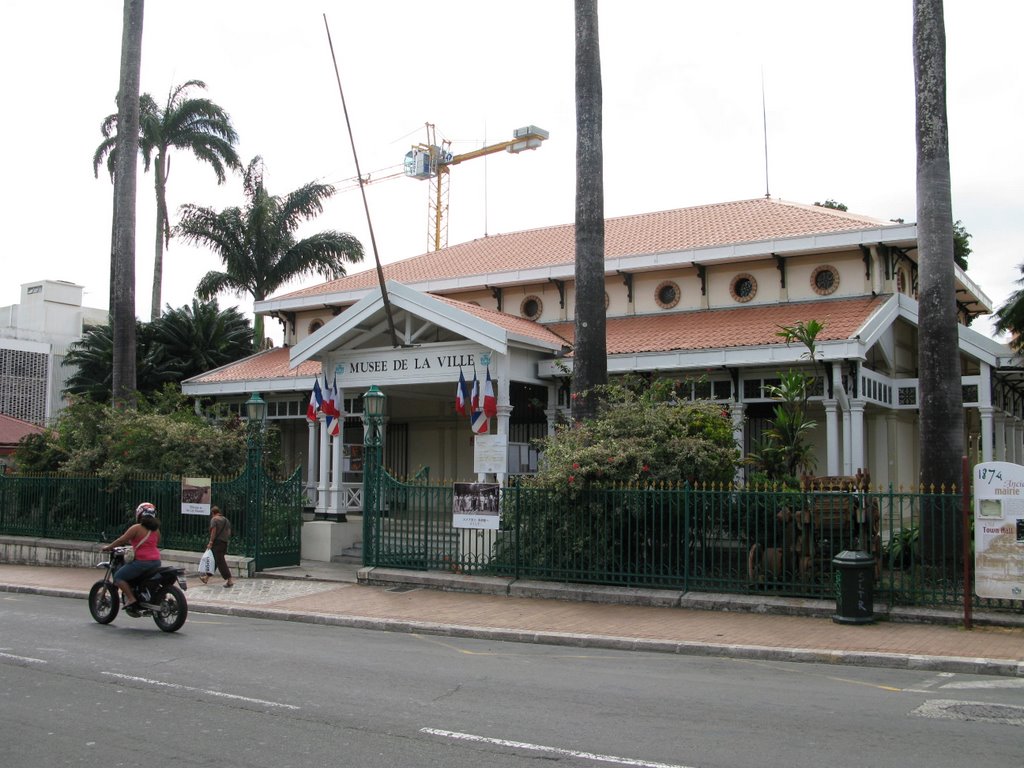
left=832, top=549, right=875, bottom=624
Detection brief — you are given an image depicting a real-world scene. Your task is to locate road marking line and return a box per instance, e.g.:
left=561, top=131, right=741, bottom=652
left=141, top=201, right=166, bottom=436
left=0, top=651, right=47, bottom=664
left=101, top=672, right=299, bottom=709
left=940, top=679, right=1024, bottom=689
left=421, top=728, right=696, bottom=768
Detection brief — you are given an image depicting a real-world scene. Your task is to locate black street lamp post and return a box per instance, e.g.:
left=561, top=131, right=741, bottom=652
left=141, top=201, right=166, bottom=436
left=361, top=385, right=385, bottom=565
left=246, top=392, right=267, bottom=570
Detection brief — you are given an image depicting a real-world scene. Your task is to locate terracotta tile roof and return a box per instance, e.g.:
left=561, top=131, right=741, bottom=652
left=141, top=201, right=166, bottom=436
left=432, top=295, right=571, bottom=348
left=275, top=198, right=890, bottom=301
left=0, top=413, right=45, bottom=448
left=187, top=347, right=322, bottom=384
left=546, top=295, right=885, bottom=355
left=188, top=298, right=570, bottom=385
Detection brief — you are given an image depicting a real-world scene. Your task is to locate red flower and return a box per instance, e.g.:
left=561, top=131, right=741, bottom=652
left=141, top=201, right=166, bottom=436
left=642, top=464, right=649, bottom=472
left=568, top=475, right=575, bottom=484
left=572, top=462, right=580, bottom=470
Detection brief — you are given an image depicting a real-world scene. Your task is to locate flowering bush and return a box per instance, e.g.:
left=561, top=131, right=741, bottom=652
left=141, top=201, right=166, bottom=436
left=529, top=381, right=738, bottom=489
left=13, top=387, right=280, bottom=485
left=500, top=382, right=739, bottom=580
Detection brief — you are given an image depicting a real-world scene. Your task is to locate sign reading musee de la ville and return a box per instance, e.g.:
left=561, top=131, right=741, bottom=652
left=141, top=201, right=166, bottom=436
left=331, top=346, right=485, bottom=387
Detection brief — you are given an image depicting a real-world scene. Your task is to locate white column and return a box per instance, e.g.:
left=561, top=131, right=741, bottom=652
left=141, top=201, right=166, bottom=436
left=306, top=419, right=317, bottom=506
left=978, top=406, right=995, bottom=463
left=885, top=412, right=899, bottom=489
left=496, top=404, right=513, bottom=487
left=849, top=401, right=866, bottom=475
left=1011, top=417, right=1019, bottom=466
left=995, top=412, right=1006, bottom=462
left=823, top=399, right=840, bottom=476
left=330, top=429, right=343, bottom=516
left=317, top=414, right=330, bottom=515
left=842, top=404, right=853, bottom=475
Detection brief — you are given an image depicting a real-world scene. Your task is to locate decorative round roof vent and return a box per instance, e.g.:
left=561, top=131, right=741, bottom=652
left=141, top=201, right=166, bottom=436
left=730, top=273, right=757, bottom=303
left=811, top=265, right=839, bottom=296
left=520, top=295, right=543, bottom=321
left=655, top=280, right=681, bottom=309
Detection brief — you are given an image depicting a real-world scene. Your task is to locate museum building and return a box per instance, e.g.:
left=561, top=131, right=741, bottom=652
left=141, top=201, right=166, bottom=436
left=181, top=197, right=1019, bottom=519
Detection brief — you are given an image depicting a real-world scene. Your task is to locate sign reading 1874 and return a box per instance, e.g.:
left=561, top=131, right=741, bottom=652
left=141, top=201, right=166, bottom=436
left=973, top=461, right=1024, bottom=601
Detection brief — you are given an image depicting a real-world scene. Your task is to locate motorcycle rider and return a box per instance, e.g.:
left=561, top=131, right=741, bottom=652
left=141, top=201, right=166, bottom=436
left=102, top=502, right=162, bottom=614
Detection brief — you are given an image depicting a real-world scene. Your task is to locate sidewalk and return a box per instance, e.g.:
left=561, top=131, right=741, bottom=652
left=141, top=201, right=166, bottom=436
left=1, top=561, right=1021, bottom=678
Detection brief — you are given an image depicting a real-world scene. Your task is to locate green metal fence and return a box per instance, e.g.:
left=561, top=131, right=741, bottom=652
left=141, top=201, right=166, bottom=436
left=0, top=466, right=302, bottom=570
left=366, top=471, right=1021, bottom=613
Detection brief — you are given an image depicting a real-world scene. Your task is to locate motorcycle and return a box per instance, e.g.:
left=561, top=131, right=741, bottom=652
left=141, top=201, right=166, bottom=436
left=89, top=546, right=189, bottom=632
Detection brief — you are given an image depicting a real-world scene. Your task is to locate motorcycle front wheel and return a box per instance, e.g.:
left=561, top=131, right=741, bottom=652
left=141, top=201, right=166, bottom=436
left=88, top=582, right=119, bottom=624
left=152, top=585, right=188, bottom=633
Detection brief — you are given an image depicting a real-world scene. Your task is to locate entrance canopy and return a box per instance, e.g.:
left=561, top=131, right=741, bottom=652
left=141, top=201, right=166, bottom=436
left=289, top=281, right=570, bottom=388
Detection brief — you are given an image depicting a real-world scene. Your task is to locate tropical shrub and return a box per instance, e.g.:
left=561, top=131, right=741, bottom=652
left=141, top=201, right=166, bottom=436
left=501, top=380, right=739, bottom=581
left=13, top=387, right=282, bottom=485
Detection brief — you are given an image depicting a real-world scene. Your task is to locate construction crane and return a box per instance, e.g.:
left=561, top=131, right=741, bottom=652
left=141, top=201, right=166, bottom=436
left=403, top=123, right=549, bottom=252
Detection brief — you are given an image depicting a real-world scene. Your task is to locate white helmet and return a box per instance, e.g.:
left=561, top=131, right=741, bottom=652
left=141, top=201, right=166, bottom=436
left=135, top=502, right=157, bottom=521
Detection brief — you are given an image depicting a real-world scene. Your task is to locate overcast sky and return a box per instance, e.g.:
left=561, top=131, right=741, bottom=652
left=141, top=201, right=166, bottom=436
left=3, top=1, right=1020, bottom=345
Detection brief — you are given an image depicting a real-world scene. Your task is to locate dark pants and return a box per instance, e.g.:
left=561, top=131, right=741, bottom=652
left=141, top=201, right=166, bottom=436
left=211, top=540, right=231, bottom=580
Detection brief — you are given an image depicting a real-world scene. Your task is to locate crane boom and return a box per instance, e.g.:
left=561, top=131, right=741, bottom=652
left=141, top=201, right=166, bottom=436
left=404, top=124, right=549, bottom=251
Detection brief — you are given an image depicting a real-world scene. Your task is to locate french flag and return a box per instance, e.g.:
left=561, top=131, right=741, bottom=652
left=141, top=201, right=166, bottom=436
left=483, top=366, right=497, bottom=418
left=455, top=368, right=470, bottom=416
left=306, top=379, right=323, bottom=422
left=470, top=370, right=489, bottom=434
left=322, top=375, right=340, bottom=418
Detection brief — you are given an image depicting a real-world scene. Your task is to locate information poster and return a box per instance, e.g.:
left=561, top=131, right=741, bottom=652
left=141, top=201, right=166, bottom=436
left=973, top=461, right=1024, bottom=600
left=453, top=482, right=500, bottom=530
left=473, top=434, right=507, bottom=475
left=181, top=477, right=212, bottom=516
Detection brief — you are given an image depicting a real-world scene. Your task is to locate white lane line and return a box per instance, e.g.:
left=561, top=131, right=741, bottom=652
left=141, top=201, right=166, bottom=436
left=0, top=651, right=47, bottom=664
left=421, top=728, right=696, bottom=768
left=941, top=679, right=1024, bottom=690
left=101, top=672, right=299, bottom=710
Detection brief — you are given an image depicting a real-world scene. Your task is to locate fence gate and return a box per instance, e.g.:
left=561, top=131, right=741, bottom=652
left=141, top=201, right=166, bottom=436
left=221, top=465, right=303, bottom=570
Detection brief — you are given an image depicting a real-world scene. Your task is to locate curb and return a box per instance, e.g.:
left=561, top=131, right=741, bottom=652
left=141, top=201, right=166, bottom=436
left=4, top=582, right=1021, bottom=679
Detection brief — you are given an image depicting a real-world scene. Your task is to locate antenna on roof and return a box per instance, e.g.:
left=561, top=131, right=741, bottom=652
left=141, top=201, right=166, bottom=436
left=323, top=14, right=400, bottom=349
left=761, top=67, right=770, bottom=200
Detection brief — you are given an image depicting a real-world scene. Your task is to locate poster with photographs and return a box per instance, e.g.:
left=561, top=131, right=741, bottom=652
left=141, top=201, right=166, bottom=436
left=973, top=461, right=1024, bottom=600
left=181, top=477, right=212, bottom=516
left=452, top=482, right=500, bottom=530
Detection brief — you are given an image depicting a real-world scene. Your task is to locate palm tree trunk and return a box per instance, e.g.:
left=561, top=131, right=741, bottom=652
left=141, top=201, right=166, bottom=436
left=571, top=0, right=607, bottom=422
left=111, top=0, right=144, bottom=406
left=152, top=152, right=168, bottom=321
left=913, top=0, right=962, bottom=563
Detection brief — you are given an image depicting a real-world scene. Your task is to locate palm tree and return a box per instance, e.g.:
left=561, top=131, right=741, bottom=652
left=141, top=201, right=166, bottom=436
left=176, top=157, right=364, bottom=344
left=571, top=0, right=607, bottom=422
left=150, top=299, right=253, bottom=376
left=110, top=0, right=144, bottom=405
left=63, top=300, right=253, bottom=402
left=94, top=80, right=241, bottom=321
left=913, top=0, right=963, bottom=561
left=994, top=264, right=1024, bottom=351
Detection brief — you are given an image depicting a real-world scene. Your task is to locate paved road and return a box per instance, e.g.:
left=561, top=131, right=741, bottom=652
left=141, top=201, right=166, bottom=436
left=0, top=563, right=1022, bottom=678
left=3, top=592, right=1024, bottom=768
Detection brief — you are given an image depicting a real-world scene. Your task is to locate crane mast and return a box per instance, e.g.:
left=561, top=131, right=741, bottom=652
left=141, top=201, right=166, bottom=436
left=404, top=124, right=549, bottom=252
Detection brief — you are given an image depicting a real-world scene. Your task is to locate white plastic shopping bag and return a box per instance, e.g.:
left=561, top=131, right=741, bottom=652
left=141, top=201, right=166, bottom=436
left=198, top=548, right=215, bottom=576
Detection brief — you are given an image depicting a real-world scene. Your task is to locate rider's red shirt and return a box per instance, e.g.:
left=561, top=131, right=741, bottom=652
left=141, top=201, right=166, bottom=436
left=133, top=530, right=160, bottom=561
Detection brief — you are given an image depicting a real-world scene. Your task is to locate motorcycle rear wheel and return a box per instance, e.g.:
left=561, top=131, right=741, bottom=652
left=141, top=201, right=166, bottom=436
left=152, top=585, right=188, bottom=633
left=88, top=582, right=119, bottom=624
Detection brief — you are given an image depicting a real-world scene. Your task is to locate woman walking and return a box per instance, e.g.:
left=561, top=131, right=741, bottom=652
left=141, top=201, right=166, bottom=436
left=203, top=505, right=234, bottom=587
